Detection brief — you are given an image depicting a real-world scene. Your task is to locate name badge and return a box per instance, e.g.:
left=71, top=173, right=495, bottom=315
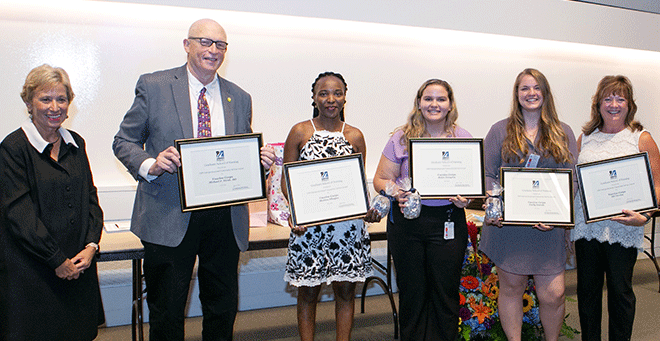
left=525, top=154, right=540, bottom=168
left=444, top=221, right=455, bottom=240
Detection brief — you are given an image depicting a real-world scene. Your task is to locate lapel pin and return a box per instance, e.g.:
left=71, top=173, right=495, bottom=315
left=227, top=97, right=232, bottom=102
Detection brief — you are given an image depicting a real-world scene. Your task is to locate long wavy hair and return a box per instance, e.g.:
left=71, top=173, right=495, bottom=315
left=502, top=68, right=572, bottom=164
left=582, top=75, right=642, bottom=135
left=311, top=71, right=347, bottom=121
left=397, top=79, right=458, bottom=147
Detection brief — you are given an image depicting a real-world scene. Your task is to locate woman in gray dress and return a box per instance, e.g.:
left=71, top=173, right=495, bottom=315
left=479, top=68, right=577, bottom=341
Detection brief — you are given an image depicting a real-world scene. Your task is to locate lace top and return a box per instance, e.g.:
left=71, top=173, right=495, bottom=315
left=298, top=120, right=353, bottom=160
left=571, top=128, right=646, bottom=249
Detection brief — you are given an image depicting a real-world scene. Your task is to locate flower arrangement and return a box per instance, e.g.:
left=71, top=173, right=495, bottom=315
left=458, top=221, right=578, bottom=340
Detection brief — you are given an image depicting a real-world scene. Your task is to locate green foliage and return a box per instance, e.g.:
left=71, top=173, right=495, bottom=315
left=560, top=314, right=581, bottom=339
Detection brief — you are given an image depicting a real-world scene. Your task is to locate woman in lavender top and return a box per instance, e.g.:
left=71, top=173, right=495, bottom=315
left=373, top=79, right=471, bottom=341
left=480, top=68, right=577, bottom=341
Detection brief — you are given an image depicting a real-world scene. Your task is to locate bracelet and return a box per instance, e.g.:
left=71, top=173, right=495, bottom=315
left=642, top=213, right=652, bottom=222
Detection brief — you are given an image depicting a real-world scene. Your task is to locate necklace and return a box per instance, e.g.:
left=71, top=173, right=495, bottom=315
left=50, top=134, right=62, bottom=145
left=50, top=134, right=62, bottom=161
left=525, top=127, right=538, bottom=142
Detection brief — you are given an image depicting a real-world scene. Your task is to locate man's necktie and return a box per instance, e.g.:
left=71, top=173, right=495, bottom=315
left=197, top=87, right=211, bottom=137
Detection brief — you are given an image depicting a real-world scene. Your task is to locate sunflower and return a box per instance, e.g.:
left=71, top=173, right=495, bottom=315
left=522, top=293, right=534, bottom=313
left=487, top=285, right=499, bottom=300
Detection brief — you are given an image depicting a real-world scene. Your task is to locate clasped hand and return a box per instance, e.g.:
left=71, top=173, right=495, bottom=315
left=55, top=247, right=96, bottom=280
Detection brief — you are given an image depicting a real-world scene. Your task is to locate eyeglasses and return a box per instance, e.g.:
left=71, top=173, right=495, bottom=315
left=188, top=37, right=228, bottom=50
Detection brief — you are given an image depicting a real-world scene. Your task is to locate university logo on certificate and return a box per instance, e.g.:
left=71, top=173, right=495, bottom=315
left=175, top=133, right=267, bottom=212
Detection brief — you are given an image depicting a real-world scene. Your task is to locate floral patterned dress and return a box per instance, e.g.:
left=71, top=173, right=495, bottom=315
left=283, top=120, right=373, bottom=286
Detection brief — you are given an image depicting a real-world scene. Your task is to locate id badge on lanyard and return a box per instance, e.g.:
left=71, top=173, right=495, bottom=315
left=444, top=207, right=454, bottom=240
left=525, top=153, right=540, bottom=168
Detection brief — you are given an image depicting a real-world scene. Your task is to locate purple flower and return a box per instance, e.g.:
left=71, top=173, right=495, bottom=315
left=481, top=263, right=493, bottom=276
left=459, top=307, right=472, bottom=321
left=483, top=317, right=495, bottom=329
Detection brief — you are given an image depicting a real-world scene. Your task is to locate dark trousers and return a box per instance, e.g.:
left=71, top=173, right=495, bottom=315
left=142, top=207, right=240, bottom=341
left=388, top=204, right=468, bottom=341
left=575, top=239, right=637, bottom=341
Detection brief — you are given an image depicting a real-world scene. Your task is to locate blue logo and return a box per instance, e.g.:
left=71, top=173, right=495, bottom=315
left=216, top=150, right=224, bottom=161
left=442, top=151, right=450, bottom=160
left=320, top=171, right=329, bottom=181
left=532, top=180, right=539, bottom=188
left=609, top=169, right=617, bottom=179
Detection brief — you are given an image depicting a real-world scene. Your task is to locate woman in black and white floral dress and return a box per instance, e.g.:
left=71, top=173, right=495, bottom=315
left=282, top=71, right=373, bottom=341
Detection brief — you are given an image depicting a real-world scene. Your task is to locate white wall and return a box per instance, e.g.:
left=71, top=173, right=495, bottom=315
left=2, top=0, right=660, bottom=191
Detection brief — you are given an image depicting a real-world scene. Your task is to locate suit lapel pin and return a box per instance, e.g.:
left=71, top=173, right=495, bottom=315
left=227, top=97, right=232, bottom=102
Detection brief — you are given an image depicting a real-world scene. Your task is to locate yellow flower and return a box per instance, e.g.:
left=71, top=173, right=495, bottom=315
left=487, top=300, right=498, bottom=309
left=522, top=293, right=534, bottom=313
left=488, top=285, right=499, bottom=300
left=467, top=254, right=475, bottom=263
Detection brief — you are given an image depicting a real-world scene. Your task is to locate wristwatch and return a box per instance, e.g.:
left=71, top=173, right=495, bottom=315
left=86, top=242, right=99, bottom=252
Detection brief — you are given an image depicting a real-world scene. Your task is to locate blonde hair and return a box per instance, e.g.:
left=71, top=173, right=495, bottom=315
left=20, top=64, right=74, bottom=104
left=397, top=79, right=458, bottom=147
left=582, top=75, right=641, bottom=135
left=502, top=68, right=572, bottom=164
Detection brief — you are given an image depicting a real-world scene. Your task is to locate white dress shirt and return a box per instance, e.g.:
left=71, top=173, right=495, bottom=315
left=138, top=70, right=226, bottom=181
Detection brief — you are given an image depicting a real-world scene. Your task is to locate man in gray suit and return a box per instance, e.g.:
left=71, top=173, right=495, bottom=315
left=113, top=19, right=274, bottom=341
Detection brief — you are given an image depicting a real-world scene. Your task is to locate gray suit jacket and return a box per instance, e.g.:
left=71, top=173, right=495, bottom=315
left=113, top=65, right=253, bottom=251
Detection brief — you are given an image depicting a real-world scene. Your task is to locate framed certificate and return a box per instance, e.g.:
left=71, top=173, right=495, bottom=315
left=283, top=154, right=369, bottom=227
left=175, top=133, right=267, bottom=212
left=576, top=152, right=658, bottom=223
left=501, top=167, right=574, bottom=227
left=408, top=138, right=486, bottom=199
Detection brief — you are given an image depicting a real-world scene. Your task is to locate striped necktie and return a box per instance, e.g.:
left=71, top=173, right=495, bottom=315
left=197, top=87, right=211, bottom=137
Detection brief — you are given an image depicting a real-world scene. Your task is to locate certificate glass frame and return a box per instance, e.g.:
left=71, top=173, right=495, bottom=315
left=175, top=133, right=266, bottom=212
left=283, top=154, right=369, bottom=227
left=501, top=167, right=574, bottom=227
left=576, top=152, right=658, bottom=223
left=408, top=138, right=486, bottom=199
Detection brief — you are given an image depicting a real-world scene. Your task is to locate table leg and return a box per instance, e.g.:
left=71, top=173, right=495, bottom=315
left=132, top=259, right=145, bottom=341
left=642, top=216, right=660, bottom=293
left=360, top=247, right=399, bottom=339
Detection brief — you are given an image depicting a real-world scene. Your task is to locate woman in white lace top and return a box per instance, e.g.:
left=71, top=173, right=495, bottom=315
left=570, top=75, right=660, bottom=341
